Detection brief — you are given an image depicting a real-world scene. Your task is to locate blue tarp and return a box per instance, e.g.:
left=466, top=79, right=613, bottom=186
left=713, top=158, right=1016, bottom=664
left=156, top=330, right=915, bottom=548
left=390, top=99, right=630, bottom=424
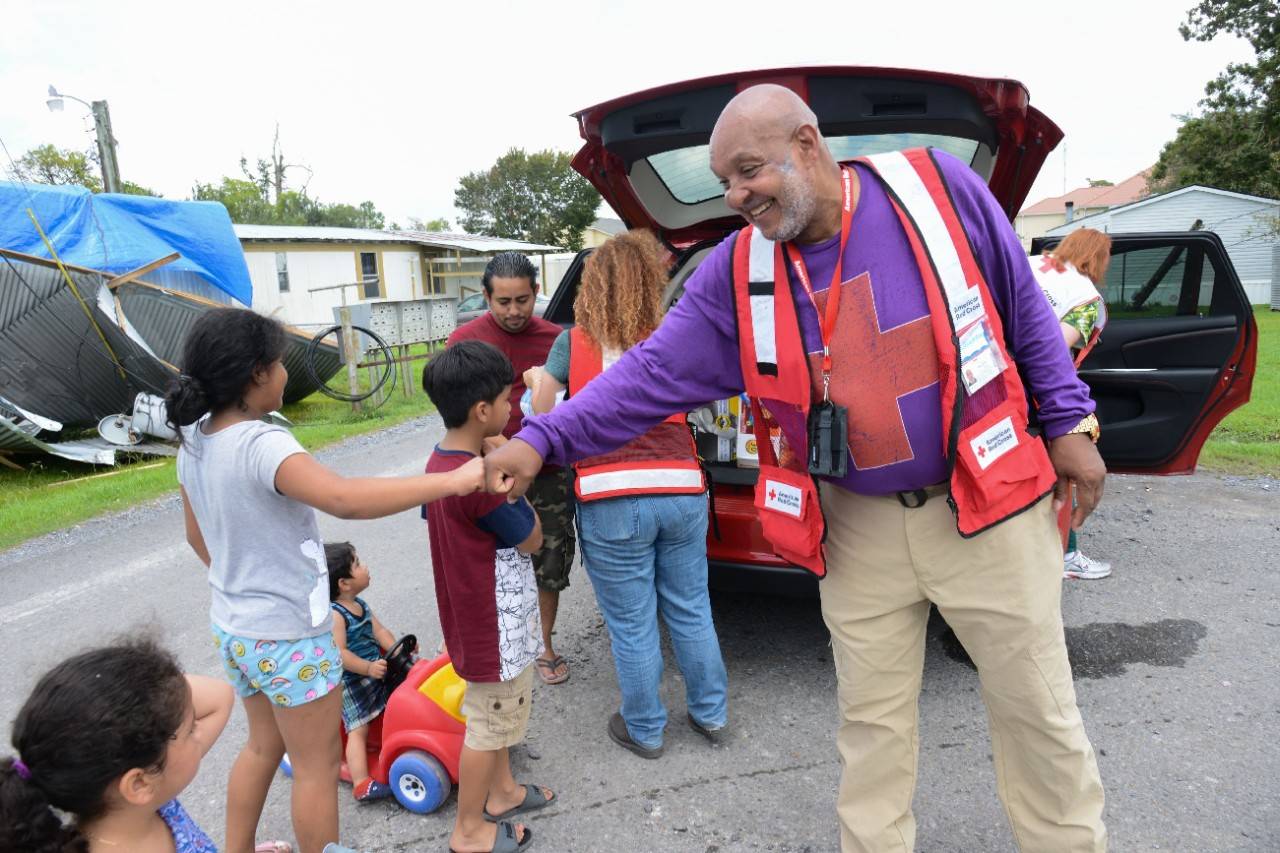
left=0, top=181, right=252, bottom=305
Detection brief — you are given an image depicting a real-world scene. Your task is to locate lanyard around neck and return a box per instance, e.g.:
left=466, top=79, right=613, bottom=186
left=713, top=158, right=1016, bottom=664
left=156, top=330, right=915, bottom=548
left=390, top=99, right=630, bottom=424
left=782, top=166, right=855, bottom=400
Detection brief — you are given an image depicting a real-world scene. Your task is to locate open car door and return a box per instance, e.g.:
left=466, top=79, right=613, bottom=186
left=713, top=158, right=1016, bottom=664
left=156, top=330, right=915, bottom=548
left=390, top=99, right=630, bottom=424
left=1034, top=231, right=1257, bottom=474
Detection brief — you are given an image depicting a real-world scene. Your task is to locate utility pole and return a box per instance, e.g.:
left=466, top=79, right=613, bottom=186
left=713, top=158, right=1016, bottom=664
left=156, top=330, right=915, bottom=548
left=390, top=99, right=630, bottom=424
left=91, top=100, right=122, bottom=194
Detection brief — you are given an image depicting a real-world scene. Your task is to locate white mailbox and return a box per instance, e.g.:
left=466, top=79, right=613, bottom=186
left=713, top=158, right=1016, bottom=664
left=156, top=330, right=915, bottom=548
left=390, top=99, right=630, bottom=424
left=334, top=296, right=458, bottom=348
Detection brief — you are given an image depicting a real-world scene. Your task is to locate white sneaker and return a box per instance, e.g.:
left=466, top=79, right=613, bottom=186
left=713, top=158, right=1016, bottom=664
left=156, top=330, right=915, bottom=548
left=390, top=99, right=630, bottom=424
left=1063, top=550, right=1112, bottom=580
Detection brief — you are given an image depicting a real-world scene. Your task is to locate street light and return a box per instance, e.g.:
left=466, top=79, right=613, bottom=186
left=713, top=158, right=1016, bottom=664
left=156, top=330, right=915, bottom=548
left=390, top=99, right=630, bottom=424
left=46, top=85, right=122, bottom=193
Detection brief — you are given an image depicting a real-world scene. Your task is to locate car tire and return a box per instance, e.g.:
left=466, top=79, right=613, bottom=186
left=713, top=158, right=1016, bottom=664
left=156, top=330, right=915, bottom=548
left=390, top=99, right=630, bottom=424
left=388, top=749, right=451, bottom=814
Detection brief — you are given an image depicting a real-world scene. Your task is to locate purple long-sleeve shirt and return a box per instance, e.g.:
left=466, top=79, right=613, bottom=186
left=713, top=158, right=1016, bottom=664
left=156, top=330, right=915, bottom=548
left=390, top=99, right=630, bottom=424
left=518, top=151, right=1093, bottom=495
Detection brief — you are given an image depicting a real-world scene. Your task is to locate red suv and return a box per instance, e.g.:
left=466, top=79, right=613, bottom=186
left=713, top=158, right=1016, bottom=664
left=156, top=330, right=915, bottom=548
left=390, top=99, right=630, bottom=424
left=544, top=67, right=1258, bottom=591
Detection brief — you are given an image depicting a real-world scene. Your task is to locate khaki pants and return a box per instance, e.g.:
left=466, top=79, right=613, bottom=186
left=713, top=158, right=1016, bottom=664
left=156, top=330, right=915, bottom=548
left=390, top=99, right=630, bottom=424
left=819, top=483, right=1106, bottom=853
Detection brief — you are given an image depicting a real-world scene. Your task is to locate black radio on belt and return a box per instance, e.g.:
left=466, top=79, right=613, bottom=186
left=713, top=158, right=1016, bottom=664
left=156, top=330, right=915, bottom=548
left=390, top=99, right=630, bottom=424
left=807, top=400, right=848, bottom=479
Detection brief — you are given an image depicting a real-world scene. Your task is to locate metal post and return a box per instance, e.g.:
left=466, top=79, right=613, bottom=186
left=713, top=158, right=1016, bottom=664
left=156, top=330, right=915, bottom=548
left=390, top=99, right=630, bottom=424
left=401, top=344, right=413, bottom=398
left=91, top=100, right=122, bottom=194
left=340, top=305, right=361, bottom=413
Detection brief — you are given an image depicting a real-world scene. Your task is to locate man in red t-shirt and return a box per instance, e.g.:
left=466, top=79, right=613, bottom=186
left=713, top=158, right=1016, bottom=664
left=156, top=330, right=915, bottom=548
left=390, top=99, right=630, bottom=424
left=447, top=252, right=576, bottom=685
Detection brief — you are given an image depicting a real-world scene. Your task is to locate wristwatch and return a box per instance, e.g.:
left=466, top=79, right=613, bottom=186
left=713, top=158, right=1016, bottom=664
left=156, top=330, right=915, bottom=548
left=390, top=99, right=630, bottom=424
left=1066, top=413, right=1101, bottom=443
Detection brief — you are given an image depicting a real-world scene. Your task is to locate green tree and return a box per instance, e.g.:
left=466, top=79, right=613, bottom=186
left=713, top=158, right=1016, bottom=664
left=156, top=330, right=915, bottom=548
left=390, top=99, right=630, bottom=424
left=120, top=181, right=160, bottom=197
left=1151, top=0, right=1280, bottom=208
left=454, top=148, right=600, bottom=250
left=1150, top=107, right=1280, bottom=198
left=192, top=134, right=387, bottom=227
left=7, top=144, right=102, bottom=192
left=313, top=200, right=385, bottom=229
left=1179, top=0, right=1279, bottom=127
left=407, top=216, right=450, bottom=231
left=192, top=176, right=279, bottom=223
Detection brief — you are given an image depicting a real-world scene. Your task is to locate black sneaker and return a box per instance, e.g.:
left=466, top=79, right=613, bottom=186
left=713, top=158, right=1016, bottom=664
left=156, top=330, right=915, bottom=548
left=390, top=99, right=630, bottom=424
left=607, top=712, right=663, bottom=759
left=687, top=712, right=726, bottom=745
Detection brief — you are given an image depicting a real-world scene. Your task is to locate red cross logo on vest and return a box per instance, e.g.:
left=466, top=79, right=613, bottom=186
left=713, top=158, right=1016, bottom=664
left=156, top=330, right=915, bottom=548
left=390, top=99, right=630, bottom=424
left=807, top=271, right=938, bottom=470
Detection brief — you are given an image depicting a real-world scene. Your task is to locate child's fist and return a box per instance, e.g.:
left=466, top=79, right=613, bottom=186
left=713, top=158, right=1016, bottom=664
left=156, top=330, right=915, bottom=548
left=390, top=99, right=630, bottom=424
left=452, top=456, right=485, bottom=494
left=523, top=366, right=543, bottom=392
left=368, top=659, right=388, bottom=680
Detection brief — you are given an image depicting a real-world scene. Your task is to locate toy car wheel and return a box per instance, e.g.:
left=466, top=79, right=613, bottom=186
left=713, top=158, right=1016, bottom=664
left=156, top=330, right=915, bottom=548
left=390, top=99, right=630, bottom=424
left=279, top=753, right=293, bottom=778
left=388, top=749, right=450, bottom=814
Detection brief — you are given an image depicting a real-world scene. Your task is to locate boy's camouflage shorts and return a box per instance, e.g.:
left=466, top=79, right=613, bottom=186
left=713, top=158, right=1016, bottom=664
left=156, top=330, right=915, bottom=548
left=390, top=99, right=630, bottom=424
left=526, top=466, right=577, bottom=592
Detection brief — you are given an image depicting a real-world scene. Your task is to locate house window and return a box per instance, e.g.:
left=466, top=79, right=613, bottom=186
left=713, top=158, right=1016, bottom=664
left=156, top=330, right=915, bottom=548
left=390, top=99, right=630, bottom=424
left=275, top=252, right=290, bottom=293
left=360, top=252, right=379, bottom=298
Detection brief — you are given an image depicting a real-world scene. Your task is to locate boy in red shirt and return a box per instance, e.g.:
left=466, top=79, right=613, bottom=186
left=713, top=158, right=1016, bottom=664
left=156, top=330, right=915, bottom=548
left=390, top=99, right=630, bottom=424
left=421, top=340, right=554, bottom=853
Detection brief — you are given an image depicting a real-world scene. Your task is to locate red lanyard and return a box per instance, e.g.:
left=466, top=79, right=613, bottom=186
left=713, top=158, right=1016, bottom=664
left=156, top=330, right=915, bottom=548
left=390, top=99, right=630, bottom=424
left=783, top=166, right=855, bottom=401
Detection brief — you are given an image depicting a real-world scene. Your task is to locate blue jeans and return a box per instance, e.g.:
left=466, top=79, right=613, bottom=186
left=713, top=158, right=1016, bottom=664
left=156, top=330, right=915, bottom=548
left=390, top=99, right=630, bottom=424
left=578, top=492, right=728, bottom=748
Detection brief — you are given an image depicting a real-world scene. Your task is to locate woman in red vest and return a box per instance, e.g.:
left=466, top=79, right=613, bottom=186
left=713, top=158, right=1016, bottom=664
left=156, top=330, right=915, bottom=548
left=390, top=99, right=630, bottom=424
left=527, top=230, right=728, bottom=758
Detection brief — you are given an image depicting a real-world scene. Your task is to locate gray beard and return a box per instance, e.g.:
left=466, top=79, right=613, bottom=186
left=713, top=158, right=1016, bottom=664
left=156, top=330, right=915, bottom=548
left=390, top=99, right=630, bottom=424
left=766, top=160, right=817, bottom=243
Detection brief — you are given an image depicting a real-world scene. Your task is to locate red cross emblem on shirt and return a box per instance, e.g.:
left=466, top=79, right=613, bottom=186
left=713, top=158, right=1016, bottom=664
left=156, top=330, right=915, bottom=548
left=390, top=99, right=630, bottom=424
left=768, top=488, right=777, bottom=500
left=808, top=272, right=938, bottom=470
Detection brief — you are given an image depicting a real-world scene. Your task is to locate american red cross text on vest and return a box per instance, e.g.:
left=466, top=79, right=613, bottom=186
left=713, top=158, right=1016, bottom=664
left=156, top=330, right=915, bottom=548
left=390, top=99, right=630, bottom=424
left=806, top=271, right=938, bottom=469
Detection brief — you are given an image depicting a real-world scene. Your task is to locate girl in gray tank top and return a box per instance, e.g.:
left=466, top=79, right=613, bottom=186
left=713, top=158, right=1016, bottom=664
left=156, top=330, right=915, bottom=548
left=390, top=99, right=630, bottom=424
left=167, top=308, right=488, bottom=853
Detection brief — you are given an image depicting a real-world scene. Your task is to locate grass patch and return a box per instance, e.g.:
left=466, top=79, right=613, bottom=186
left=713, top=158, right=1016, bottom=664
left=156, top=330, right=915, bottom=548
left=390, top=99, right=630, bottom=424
left=0, top=346, right=440, bottom=552
left=1201, top=307, right=1279, bottom=474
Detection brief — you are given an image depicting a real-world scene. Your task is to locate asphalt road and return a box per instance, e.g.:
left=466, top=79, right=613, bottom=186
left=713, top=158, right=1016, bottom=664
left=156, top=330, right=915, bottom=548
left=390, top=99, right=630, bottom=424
left=2, top=415, right=1277, bottom=853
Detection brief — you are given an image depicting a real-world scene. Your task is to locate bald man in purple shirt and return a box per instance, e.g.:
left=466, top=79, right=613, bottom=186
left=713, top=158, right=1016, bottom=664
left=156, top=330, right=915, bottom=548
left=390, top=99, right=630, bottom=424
left=487, top=85, right=1107, bottom=852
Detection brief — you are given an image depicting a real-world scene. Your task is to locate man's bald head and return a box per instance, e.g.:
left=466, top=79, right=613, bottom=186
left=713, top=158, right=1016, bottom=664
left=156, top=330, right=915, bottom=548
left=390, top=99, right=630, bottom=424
left=709, top=84, right=842, bottom=244
left=711, top=84, right=820, bottom=153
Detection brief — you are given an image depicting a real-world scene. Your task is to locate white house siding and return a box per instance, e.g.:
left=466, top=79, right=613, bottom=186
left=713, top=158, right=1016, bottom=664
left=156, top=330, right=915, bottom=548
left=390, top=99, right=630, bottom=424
left=1048, top=188, right=1279, bottom=305
left=246, top=248, right=363, bottom=327
left=244, top=244, right=436, bottom=327
left=380, top=250, right=427, bottom=301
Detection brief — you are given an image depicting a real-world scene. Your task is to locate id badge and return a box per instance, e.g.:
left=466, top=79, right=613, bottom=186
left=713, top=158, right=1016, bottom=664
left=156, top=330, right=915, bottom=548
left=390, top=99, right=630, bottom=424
left=958, top=319, right=1007, bottom=395
left=807, top=400, right=848, bottom=478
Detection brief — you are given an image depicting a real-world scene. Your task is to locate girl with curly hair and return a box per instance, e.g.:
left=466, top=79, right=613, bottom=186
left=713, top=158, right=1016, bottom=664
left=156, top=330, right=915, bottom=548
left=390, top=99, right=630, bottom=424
left=525, top=229, right=728, bottom=758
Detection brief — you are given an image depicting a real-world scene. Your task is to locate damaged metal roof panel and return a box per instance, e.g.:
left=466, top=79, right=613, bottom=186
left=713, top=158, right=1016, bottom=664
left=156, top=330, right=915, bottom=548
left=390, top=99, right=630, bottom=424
left=0, top=413, right=115, bottom=464
left=0, top=254, right=175, bottom=427
left=0, top=414, right=177, bottom=465
left=114, top=280, right=342, bottom=405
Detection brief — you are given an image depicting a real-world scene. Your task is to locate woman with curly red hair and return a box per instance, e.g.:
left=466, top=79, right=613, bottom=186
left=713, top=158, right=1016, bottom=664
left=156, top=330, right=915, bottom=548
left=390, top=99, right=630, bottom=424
left=526, top=229, right=728, bottom=758
left=1031, top=227, right=1113, bottom=580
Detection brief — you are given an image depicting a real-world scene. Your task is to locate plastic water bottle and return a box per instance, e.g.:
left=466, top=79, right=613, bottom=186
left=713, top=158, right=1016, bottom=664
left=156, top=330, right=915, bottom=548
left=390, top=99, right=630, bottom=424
left=520, top=387, right=565, bottom=417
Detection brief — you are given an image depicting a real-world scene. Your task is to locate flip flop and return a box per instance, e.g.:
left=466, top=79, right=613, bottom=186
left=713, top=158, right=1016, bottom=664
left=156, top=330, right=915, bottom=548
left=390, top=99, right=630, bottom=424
left=255, top=843, right=293, bottom=853
left=449, top=820, right=533, bottom=852
left=483, top=783, right=555, bottom=822
left=534, top=655, right=569, bottom=685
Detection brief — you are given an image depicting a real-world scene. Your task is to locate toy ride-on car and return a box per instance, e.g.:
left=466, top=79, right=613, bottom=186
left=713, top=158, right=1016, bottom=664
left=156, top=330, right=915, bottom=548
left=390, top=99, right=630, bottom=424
left=282, top=635, right=469, bottom=814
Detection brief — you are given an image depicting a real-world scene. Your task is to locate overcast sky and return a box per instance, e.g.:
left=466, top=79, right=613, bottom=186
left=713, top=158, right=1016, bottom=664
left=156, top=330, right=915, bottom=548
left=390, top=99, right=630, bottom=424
left=0, top=0, right=1252, bottom=228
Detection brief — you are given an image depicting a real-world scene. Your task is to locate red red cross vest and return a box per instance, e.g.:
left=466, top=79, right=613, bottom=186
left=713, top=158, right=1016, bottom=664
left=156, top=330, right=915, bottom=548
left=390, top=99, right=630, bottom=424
left=731, top=148, right=1057, bottom=576
left=568, top=326, right=707, bottom=502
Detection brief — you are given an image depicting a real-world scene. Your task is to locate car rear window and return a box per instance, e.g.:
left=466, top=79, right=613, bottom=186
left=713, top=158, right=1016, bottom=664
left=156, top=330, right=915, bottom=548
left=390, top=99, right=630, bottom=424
left=647, top=134, right=981, bottom=205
